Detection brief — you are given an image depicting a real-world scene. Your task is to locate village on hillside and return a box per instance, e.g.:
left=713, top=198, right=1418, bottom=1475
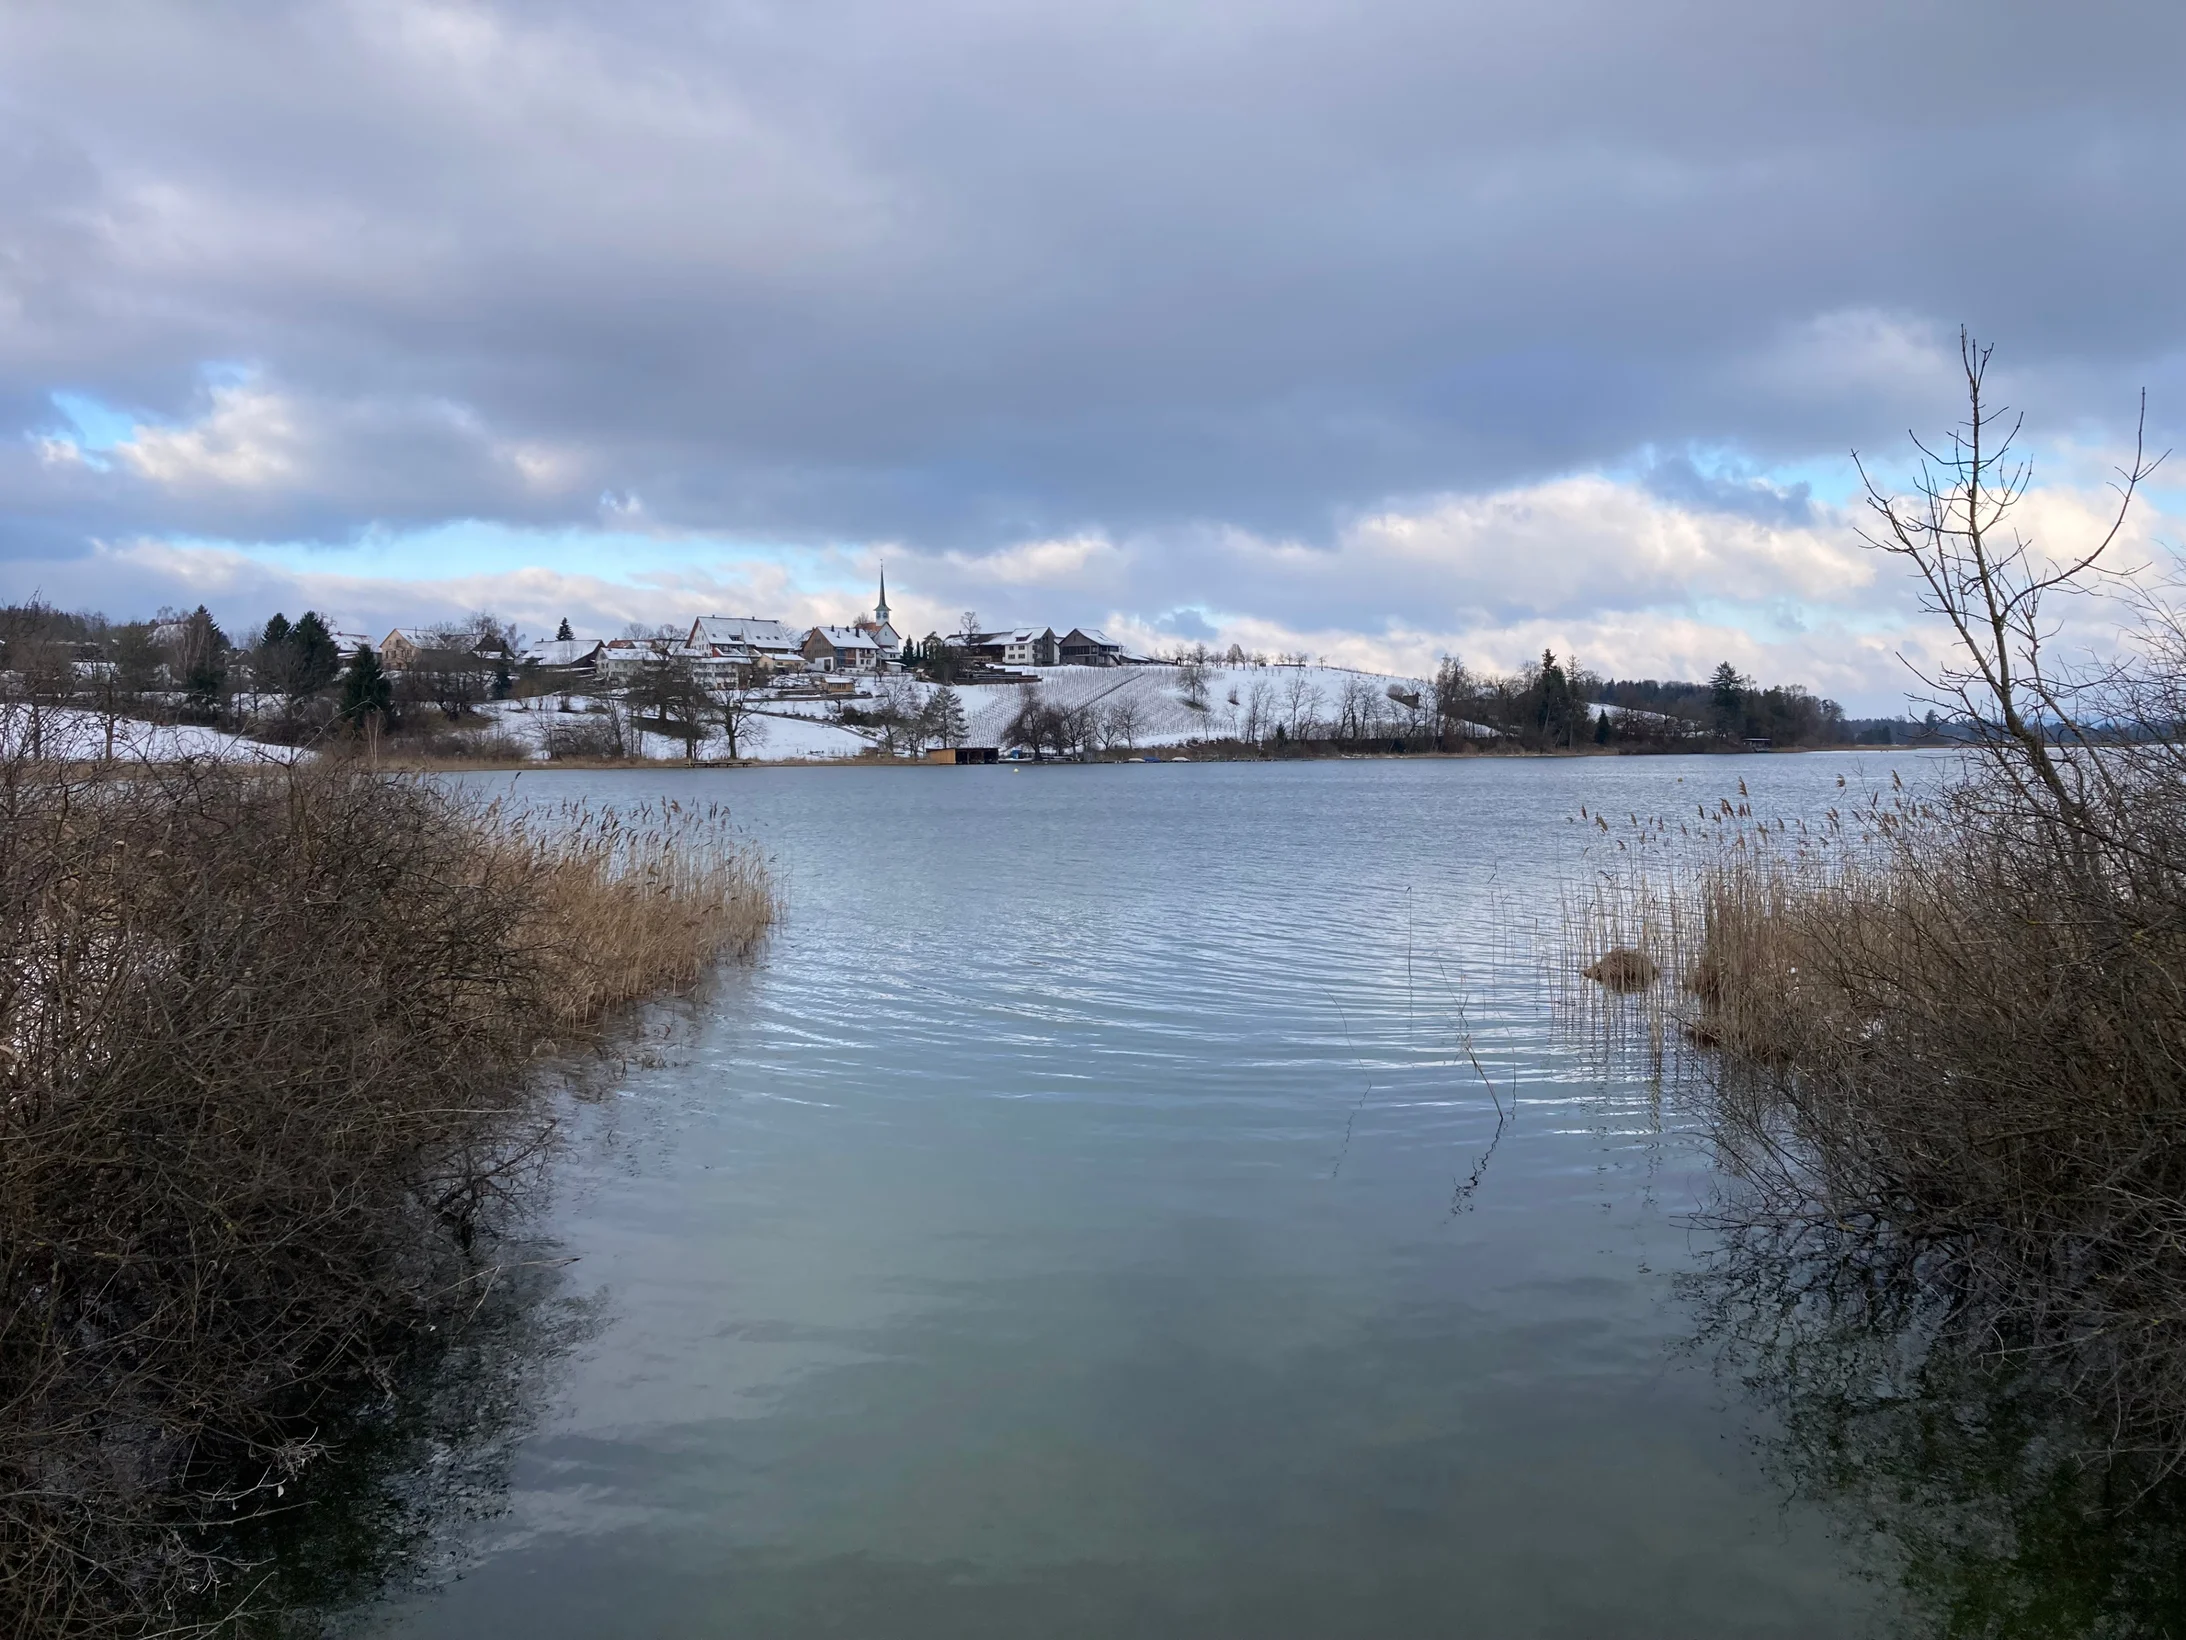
left=359, top=575, right=1457, bottom=762
left=0, top=573, right=1898, bottom=764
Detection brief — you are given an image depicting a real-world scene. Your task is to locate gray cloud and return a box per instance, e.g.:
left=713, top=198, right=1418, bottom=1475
left=0, top=0, right=2181, bottom=614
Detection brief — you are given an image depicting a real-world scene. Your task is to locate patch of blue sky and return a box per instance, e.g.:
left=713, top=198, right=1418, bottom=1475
left=219, top=518, right=862, bottom=590
left=1611, top=441, right=1863, bottom=512
left=48, top=391, right=143, bottom=453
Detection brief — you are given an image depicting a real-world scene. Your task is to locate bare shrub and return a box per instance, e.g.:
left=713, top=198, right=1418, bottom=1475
left=0, top=726, right=772, bottom=1635
left=540, top=712, right=626, bottom=762
left=1575, top=335, right=2186, bottom=1466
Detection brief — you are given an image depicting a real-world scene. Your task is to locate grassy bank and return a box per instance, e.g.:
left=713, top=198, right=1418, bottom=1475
left=0, top=725, right=772, bottom=1636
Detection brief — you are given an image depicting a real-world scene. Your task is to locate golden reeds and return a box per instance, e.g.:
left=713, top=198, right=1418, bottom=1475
left=0, top=738, right=773, bottom=1637
left=1561, top=771, right=2186, bottom=1468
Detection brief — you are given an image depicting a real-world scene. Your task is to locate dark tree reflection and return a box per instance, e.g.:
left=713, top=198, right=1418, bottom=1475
left=1685, top=1208, right=2186, bottom=1638
left=210, top=1248, right=603, bottom=1637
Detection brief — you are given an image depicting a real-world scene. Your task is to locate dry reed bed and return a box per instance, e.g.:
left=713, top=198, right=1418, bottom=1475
left=0, top=734, right=772, bottom=1638
left=1563, top=772, right=2186, bottom=1470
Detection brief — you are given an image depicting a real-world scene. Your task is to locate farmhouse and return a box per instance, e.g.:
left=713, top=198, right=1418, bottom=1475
left=686, top=616, right=807, bottom=677
left=963, top=627, right=1059, bottom=667
left=379, top=627, right=510, bottom=671
left=1058, top=627, right=1124, bottom=666
left=803, top=625, right=883, bottom=673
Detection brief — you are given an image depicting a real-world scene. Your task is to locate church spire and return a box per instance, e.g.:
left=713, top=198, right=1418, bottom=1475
left=875, top=562, right=890, bottom=625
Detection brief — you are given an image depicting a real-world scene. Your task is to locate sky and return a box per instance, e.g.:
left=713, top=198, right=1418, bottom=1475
left=3, top=0, right=2184, bottom=711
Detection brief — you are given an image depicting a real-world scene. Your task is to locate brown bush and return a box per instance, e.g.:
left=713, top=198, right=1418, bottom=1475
left=1688, top=778, right=2186, bottom=1464
left=0, top=723, right=771, bottom=1636
left=1563, top=336, right=2186, bottom=1469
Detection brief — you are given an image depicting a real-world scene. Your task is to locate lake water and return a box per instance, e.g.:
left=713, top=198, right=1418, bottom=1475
left=342, top=753, right=2001, bottom=1637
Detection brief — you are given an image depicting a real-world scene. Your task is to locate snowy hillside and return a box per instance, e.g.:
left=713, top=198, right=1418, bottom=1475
left=467, top=663, right=1430, bottom=762
left=947, top=664, right=1427, bottom=750
left=476, top=696, right=873, bottom=761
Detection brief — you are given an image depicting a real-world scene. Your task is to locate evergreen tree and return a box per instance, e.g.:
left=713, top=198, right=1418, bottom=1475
left=928, top=682, right=969, bottom=747
left=556, top=616, right=573, bottom=642
left=1710, top=661, right=1747, bottom=738
left=177, top=606, right=230, bottom=717
left=340, top=644, right=393, bottom=725
left=261, top=612, right=292, bottom=649
left=1534, top=648, right=1577, bottom=748
left=290, top=611, right=341, bottom=694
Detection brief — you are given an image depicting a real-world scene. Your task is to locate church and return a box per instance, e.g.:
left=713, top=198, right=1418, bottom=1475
left=851, top=569, right=901, bottom=662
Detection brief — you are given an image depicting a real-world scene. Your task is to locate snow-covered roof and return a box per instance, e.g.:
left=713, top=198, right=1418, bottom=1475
left=970, top=627, right=1054, bottom=645
left=525, top=638, right=603, bottom=666
left=809, top=625, right=880, bottom=651
left=690, top=616, right=804, bottom=652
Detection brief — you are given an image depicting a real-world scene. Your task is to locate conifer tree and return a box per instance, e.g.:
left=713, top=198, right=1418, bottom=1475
left=1710, top=661, right=1747, bottom=739
left=340, top=643, right=393, bottom=726
left=556, top=616, right=573, bottom=642
left=290, top=611, right=341, bottom=694
left=928, top=682, right=969, bottom=748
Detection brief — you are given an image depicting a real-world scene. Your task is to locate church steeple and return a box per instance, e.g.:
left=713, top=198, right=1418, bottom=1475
left=874, top=563, right=890, bottom=626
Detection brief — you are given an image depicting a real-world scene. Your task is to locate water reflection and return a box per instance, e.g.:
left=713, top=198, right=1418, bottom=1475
left=230, top=1248, right=602, bottom=1636
left=315, top=756, right=2098, bottom=1636
left=1687, top=1204, right=2186, bottom=1637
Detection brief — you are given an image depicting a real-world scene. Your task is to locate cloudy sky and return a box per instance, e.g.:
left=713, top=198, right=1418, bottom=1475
left=4, top=0, right=2183, bottom=709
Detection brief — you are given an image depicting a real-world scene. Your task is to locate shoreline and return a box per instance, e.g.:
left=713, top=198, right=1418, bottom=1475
left=366, top=742, right=1927, bottom=774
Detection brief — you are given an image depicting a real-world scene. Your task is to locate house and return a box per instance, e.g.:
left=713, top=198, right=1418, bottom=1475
left=803, top=625, right=883, bottom=673
left=379, top=627, right=510, bottom=671
left=593, top=637, right=691, bottom=684
left=961, top=627, right=1059, bottom=667
left=395, top=646, right=497, bottom=682
left=1057, top=627, right=1124, bottom=666
left=685, top=616, right=808, bottom=678
left=522, top=637, right=604, bottom=674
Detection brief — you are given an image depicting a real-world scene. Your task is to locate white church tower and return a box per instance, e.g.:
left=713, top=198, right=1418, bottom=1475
left=858, top=564, right=901, bottom=662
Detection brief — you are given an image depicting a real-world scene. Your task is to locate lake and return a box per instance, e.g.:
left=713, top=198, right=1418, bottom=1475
left=332, top=752, right=2038, bottom=1637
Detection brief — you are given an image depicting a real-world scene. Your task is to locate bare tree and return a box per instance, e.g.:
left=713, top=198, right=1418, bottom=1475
left=1176, top=653, right=1209, bottom=711
left=1854, top=329, right=2162, bottom=827
left=870, top=676, right=929, bottom=755
left=1102, top=693, right=1143, bottom=754
left=716, top=684, right=769, bottom=760
left=1281, top=669, right=1322, bottom=739
left=1243, top=677, right=1274, bottom=744
left=646, top=656, right=715, bottom=761
left=1337, top=674, right=1378, bottom=740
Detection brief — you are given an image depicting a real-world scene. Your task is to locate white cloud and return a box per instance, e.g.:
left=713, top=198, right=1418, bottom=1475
left=114, top=383, right=301, bottom=488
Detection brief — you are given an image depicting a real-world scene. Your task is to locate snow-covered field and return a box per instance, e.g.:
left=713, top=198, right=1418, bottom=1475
left=3, top=663, right=1435, bottom=770
left=949, top=663, right=1427, bottom=750
left=478, top=664, right=1432, bottom=761
left=0, top=706, right=306, bottom=764
left=477, top=696, right=875, bottom=761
